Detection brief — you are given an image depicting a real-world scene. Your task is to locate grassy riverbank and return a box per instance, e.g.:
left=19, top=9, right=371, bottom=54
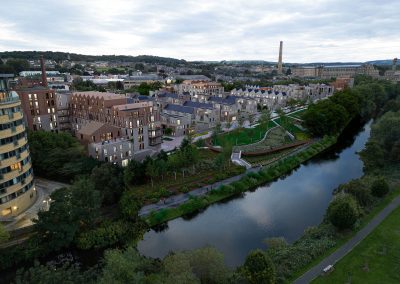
left=145, top=135, right=337, bottom=226
left=287, top=179, right=400, bottom=283
left=313, top=199, right=400, bottom=283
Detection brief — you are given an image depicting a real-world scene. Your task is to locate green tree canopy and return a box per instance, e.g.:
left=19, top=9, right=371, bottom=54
left=241, top=249, right=276, bottom=284
left=327, top=194, right=359, bottom=229
left=370, top=177, right=390, bottom=197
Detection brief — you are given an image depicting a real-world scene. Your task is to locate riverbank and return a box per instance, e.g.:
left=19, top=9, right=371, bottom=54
left=145, top=135, right=337, bottom=226
left=289, top=177, right=400, bottom=283
left=312, top=199, right=400, bottom=284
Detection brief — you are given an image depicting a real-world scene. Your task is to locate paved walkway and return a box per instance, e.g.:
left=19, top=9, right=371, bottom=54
left=4, top=178, right=69, bottom=231
left=139, top=166, right=260, bottom=216
left=294, top=195, right=400, bottom=284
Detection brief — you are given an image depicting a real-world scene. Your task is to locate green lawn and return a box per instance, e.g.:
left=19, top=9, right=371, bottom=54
left=290, top=109, right=307, bottom=119
left=273, top=116, right=309, bottom=141
left=214, top=121, right=276, bottom=147
left=313, top=206, right=400, bottom=284
left=234, top=127, right=292, bottom=153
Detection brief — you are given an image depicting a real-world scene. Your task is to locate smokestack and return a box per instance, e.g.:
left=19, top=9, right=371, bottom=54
left=278, top=41, right=283, bottom=75
left=393, top=58, right=398, bottom=71
left=40, top=55, right=48, bottom=87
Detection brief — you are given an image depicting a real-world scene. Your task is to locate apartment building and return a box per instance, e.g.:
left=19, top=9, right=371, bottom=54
left=70, top=91, right=162, bottom=162
left=178, top=80, right=224, bottom=102
left=230, top=84, right=334, bottom=110
left=183, top=101, right=220, bottom=131
left=292, top=64, right=379, bottom=79
left=161, top=104, right=193, bottom=136
left=208, top=96, right=238, bottom=122
left=0, top=74, right=36, bottom=218
left=16, top=86, right=59, bottom=132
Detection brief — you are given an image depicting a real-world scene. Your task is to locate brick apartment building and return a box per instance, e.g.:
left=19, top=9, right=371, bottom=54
left=70, top=91, right=162, bottom=163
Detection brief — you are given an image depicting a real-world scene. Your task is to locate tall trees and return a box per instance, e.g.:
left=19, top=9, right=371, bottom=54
left=34, top=178, right=102, bottom=252
left=370, top=177, right=389, bottom=197
left=260, top=109, right=271, bottom=130
left=303, top=100, right=349, bottom=136
left=163, top=247, right=230, bottom=284
left=123, top=159, right=146, bottom=186
left=146, top=161, right=159, bottom=188
left=361, top=110, right=400, bottom=170
left=91, top=163, right=124, bottom=205
left=28, top=131, right=99, bottom=181
left=327, top=194, right=359, bottom=229
left=241, top=250, right=276, bottom=284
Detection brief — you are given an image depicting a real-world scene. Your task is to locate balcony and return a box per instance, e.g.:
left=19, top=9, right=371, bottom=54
left=0, top=96, right=20, bottom=105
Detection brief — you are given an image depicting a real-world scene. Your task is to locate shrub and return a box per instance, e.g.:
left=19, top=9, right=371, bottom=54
left=119, top=190, right=141, bottom=220
left=370, top=177, right=389, bottom=197
left=76, top=221, right=131, bottom=249
left=338, top=179, right=372, bottom=207
left=241, top=250, right=276, bottom=284
left=181, top=186, right=190, bottom=193
left=327, top=194, right=359, bottom=229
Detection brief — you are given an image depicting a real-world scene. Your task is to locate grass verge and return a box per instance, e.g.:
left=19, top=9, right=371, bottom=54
left=312, top=204, right=400, bottom=283
left=288, top=178, right=400, bottom=282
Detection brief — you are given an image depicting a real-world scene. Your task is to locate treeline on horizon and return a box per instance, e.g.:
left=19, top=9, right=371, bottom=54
left=0, top=51, right=187, bottom=65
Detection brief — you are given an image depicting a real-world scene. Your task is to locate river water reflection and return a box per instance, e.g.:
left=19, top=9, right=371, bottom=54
left=138, top=120, right=372, bottom=267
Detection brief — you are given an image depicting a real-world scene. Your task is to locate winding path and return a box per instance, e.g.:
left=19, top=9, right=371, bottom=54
left=293, top=195, right=400, bottom=284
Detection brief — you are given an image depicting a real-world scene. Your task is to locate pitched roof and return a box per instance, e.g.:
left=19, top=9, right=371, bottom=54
left=183, top=101, right=213, bottom=109
left=164, top=104, right=195, bottom=114
left=208, top=96, right=236, bottom=105
left=158, top=92, right=179, bottom=99
left=78, top=121, right=105, bottom=136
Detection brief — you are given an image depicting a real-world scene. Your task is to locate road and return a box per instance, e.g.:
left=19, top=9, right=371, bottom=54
left=293, top=195, right=400, bottom=284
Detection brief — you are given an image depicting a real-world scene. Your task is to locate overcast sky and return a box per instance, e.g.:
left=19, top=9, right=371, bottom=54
left=1, top=0, right=399, bottom=62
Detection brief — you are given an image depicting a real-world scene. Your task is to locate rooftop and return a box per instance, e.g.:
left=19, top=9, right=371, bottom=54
left=164, top=104, right=195, bottom=114
left=78, top=121, right=105, bottom=136
left=183, top=101, right=213, bottom=109
left=72, top=91, right=126, bottom=100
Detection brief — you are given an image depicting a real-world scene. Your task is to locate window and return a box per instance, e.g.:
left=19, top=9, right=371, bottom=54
left=10, top=162, right=22, bottom=171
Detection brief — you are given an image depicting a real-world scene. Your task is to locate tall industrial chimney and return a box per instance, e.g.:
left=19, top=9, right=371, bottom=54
left=278, top=41, right=283, bottom=75
left=40, top=55, right=48, bottom=87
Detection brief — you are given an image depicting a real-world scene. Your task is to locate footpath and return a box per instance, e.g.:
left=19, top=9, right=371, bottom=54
left=294, top=196, right=400, bottom=284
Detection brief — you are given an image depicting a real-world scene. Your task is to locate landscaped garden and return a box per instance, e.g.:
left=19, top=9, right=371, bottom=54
left=289, top=108, right=307, bottom=119
left=234, top=126, right=293, bottom=153
left=131, top=148, right=245, bottom=204
left=273, top=115, right=310, bottom=140
left=213, top=120, right=276, bottom=147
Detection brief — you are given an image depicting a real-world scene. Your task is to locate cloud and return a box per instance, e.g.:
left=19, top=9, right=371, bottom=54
left=1, top=0, right=399, bottom=62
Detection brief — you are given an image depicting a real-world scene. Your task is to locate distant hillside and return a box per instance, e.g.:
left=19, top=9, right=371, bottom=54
left=366, top=59, right=397, bottom=65
left=0, top=51, right=187, bottom=66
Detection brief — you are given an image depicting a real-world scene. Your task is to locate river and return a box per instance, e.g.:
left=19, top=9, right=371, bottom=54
left=138, top=120, right=372, bottom=267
